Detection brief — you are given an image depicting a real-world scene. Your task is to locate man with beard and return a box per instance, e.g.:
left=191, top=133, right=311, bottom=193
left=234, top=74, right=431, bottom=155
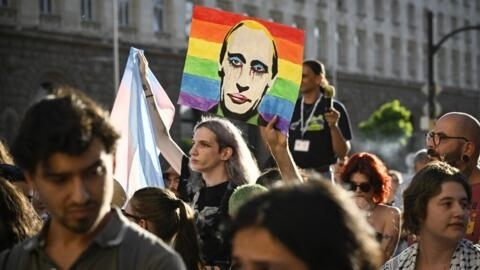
left=426, top=112, right=480, bottom=243
left=0, top=87, right=185, bottom=269
left=212, top=20, right=278, bottom=124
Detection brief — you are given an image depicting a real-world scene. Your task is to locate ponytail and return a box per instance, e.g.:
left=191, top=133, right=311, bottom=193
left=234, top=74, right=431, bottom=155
left=173, top=200, right=205, bottom=270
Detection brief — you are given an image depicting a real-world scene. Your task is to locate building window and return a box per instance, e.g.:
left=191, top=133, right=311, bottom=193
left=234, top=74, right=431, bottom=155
left=451, top=16, right=458, bottom=40
left=374, top=33, right=384, bottom=72
left=451, top=49, right=459, bottom=84
left=464, top=19, right=471, bottom=44
left=269, top=10, right=283, bottom=23
left=317, top=20, right=328, bottom=63
left=317, top=0, right=327, bottom=7
left=39, top=0, right=52, bottom=14
left=465, top=52, right=472, bottom=85
left=217, top=0, right=232, bottom=11
left=356, top=29, right=366, bottom=69
left=437, top=12, right=444, bottom=36
left=407, top=40, right=416, bottom=78
left=337, top=25, right=348, bottom=67
left=337, top=0, right=346, bottom=12
left=356, top=0, right=365, bottom=16
left=391, top=37, right=401, bottom=75
left=243, top=4, right=257, bottom=17
left=391, top=0, right=399, bottom=25
left=153, top=0, right=164, bottom=33
left=374, top=0, right=383, bottom=21
left=81, top=0, right=92, bottom=21
left=407, top=3, right=415, bottom=29
left=437, top=48, right=446, bottom=82
left=294, top=15, right=306, bottom=29
left=118, top=0, right=129, bottom=27
left=185, top=0, right=193, bottom=37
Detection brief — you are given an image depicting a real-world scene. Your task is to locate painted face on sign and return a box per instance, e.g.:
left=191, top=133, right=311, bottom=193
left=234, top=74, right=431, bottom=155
left=218, top=20, right=278, bottom=122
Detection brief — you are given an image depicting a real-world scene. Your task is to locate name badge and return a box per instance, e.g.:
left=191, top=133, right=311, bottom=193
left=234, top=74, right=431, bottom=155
left=294, top=139, right=310, bottom=152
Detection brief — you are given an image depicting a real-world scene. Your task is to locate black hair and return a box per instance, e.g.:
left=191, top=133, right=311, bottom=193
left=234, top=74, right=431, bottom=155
left=11, top=86, right=120, bottom=173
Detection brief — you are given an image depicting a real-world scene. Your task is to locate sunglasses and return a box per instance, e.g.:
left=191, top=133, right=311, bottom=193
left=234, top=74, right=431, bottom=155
left=348, top=182, right=372, bottom=193
left=121, top=209, right=143, bottom=222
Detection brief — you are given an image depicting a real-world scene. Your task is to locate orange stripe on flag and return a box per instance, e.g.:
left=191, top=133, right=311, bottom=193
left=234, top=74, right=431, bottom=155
left=189, top=18, right=231, bottom=43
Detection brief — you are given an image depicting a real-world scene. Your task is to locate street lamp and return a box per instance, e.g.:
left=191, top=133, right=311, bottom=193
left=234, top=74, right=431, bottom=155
left=425, top=10, right=480, bottom=128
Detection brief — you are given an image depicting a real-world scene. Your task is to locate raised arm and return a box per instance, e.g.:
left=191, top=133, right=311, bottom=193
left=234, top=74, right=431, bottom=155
left=137, top=52, right=185, bottom=174
left=325, top=108, right=350, bottom=159
left=259, top=116, right=302, bottom=183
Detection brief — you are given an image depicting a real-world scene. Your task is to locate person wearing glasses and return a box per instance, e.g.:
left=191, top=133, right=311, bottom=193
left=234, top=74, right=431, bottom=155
left=230, top=179, right=382, bottom=270
left=340, top=152, right=401, bottom=264
left=426, top=112, right=480, bottom=244
left=382, top=161, right=480, bottom=269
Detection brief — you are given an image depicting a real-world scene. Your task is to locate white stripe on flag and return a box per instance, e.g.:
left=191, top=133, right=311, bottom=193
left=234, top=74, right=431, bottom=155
left=110, top=47, right=175, bottom=201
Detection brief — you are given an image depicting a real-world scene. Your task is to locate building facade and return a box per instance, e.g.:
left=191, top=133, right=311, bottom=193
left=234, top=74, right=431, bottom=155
left=1, top=0, right=479, bottom=168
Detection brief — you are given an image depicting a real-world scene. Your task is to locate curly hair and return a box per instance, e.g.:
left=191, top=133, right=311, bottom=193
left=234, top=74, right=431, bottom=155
left=0, top=177, right=42, bottom=251
left=341, top=152, right=391, bottom=204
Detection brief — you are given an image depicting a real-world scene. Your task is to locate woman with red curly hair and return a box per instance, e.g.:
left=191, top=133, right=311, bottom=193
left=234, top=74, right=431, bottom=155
left=341, top=152, right=401, bottom=264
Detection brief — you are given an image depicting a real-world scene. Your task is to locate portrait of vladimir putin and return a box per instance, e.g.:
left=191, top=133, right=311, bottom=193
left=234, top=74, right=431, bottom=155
left=212, top=20, right=278, bottom=123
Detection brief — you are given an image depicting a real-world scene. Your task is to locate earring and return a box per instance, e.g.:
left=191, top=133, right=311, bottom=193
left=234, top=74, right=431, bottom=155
left=462, top=155, right=470, bottom=163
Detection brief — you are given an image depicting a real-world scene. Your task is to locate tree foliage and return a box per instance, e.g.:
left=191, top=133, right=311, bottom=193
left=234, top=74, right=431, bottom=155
left=358, top=100, right=413, bottom=145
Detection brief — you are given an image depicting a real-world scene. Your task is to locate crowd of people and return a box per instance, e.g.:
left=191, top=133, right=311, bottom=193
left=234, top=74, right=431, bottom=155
left=0, top=56, right=479, bottom=270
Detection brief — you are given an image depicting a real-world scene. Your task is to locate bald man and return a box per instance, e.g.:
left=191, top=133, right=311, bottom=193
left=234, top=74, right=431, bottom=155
left=426, top=112, right=480, bottom=243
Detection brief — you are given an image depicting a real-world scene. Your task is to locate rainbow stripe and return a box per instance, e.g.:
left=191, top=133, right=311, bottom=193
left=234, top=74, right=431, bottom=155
left=179, top=6, right=304, bottom=134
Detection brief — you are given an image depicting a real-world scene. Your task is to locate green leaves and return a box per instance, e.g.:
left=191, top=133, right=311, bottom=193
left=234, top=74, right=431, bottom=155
left=359, top=100, right=413, bottom=145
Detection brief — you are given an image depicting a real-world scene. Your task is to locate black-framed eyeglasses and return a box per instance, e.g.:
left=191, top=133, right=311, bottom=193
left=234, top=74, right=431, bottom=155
left=425, top=131, right=469, bottom=147
left=121, top=209, right=143, bottom=222
left=348, top=182, right=372, bottom=193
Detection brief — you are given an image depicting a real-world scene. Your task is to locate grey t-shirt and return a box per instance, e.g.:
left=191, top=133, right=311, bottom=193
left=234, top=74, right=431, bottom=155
left=0, top=208, right=186, bottom=270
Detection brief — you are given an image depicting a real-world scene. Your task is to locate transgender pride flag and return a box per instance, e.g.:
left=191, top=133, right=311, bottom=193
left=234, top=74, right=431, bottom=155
left=179, top=6, right=304, bottom=134
left=110, top=47, right=175, bottom=200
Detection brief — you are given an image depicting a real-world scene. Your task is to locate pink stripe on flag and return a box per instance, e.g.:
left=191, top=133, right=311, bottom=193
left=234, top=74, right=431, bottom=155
left=110, top=47, right=175, bottom=201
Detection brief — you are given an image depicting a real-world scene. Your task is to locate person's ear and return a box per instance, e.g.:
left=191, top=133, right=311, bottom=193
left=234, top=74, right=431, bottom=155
left=220, top=147, right=233, bottom=161
left=462, top=141, right=474, bottom=162
left=314, top=74, right=323, bottom=86
left=138, top=218, right=147, bottom=229
left=24, top=171, right=36, bottom=191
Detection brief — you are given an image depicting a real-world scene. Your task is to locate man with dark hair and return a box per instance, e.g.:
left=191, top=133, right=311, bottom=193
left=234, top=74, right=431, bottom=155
left=212, top=20, right=278, bottom=124
left=426, top=112, right=480, bottom=244
left=288, top=60, right=352, bottom=182
left=0, top=86, right=185, bottom=269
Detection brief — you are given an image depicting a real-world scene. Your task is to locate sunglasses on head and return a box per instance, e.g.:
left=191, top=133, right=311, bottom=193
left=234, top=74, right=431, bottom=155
left=348, top=182, right=372, bottom=193
left=121, top=209, right=143, bottom=222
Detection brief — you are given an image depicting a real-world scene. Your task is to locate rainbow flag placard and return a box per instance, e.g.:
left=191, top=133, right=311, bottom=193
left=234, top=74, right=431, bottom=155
left=179, top=6, right=304, bottom=134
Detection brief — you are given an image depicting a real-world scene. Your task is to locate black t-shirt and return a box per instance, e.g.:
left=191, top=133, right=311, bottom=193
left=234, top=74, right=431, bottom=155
left=178, top=156, right=234, bottom=267
left=288, top=96, right=353, bottom=168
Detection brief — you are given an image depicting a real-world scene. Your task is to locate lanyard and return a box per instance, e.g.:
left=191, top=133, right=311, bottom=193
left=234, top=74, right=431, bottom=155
left=300, top=95, right=322, bottom=138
